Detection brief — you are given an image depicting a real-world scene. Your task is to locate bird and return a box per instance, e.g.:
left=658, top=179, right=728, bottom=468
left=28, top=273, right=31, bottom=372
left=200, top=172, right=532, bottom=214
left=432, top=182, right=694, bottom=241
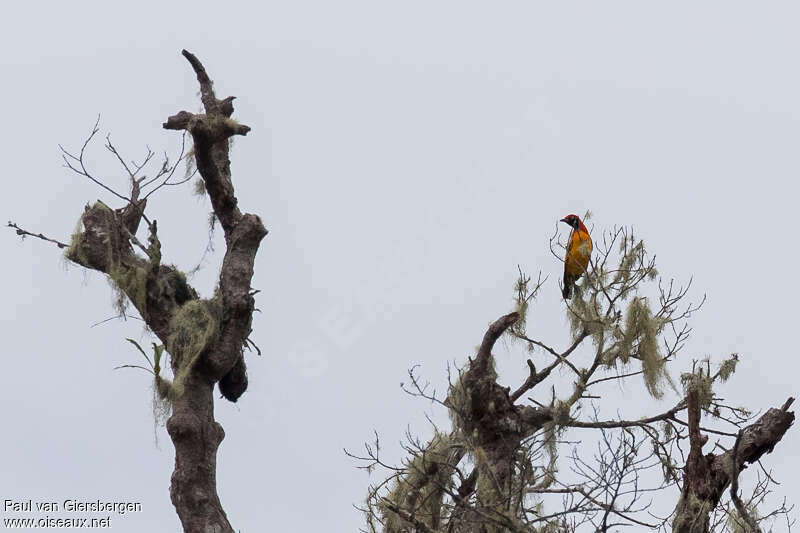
left=560, top=214, right=593, bottom=299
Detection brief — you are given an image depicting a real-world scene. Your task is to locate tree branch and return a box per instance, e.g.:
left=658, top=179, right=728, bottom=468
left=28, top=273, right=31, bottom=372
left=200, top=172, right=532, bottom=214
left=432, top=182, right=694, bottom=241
left=729, top=429, right=763, bottom=533
left=476, top=312, right=518, bottom=366
left=673, top=395, right=794, bottom=533
left=7, top=222, right=68, bottom=248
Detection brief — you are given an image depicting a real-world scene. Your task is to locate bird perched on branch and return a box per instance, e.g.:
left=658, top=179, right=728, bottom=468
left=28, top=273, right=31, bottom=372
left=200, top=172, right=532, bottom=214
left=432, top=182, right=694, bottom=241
left=560, top=214, right=592, bottom=299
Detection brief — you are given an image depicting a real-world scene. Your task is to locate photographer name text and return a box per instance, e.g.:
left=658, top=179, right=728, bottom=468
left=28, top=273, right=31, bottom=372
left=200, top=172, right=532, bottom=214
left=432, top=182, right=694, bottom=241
left=4, top=499, right=141, bottom=515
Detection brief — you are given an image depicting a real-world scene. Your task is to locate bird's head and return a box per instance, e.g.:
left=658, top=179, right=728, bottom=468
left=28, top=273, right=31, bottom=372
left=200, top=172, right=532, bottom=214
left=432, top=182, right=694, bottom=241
left=560, top=214, right=584, bottom=231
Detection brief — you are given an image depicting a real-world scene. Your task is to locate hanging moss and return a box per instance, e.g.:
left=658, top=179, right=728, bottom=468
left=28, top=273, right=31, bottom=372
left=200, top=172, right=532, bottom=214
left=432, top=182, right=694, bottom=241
left=193, top=178, right=206, bottom=197
left=551, top=401, right=572, bottom=426
left=513, top=274, right=530, bottom=337
left=108, top=263, right=149, bottom=316
left=726, top=503, right=761, bottom=533
left=447, top=370, right=470, bottom=431
left=717, top=354, right=739, bottom=382
left=446, top=357, right=496, bottom=433
left=566, top=284, right=606, bottom=345
left=380, top=432, right=455, bottom=532
left=614, top=239, right=645, bottom=286
left=615, top=297, right=673, bottom=399
left=681, top=368, right=714, bottom=409
left=672, top=493, right=713, bottom=532
left=64, top=201, right=156, bottom=319
left=472, top=445, right=495, bottom=505
left=64, top=219, right=86, bottom=264
left=152, top=374, right=173, bottom=426
left=536, top=422, right=560, bottom=491
left=166, top=298, right=222, bottom=397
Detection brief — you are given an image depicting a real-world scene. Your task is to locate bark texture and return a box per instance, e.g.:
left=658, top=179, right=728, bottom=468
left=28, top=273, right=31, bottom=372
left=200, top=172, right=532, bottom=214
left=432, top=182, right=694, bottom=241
left=672, top=392, right=794, bottom=533
left=66, top=50, right=266, bottom=533
left=457, top=313, right=553, bottom=531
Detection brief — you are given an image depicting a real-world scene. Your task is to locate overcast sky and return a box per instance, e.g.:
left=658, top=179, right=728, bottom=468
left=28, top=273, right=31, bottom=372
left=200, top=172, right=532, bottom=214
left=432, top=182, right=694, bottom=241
left=2, top=2, right=798, bottom=531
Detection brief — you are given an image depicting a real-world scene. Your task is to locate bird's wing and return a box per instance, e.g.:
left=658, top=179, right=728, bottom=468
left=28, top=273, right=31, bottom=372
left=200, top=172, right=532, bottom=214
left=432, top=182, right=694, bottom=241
left=564, top=228, right=576, bottom=258
left=563, top=229, right=576, bottom=281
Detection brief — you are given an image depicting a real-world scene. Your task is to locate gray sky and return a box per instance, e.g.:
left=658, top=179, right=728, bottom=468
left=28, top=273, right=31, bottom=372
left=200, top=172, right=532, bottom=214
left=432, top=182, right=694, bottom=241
left=3, top=2, right=798, bottom=531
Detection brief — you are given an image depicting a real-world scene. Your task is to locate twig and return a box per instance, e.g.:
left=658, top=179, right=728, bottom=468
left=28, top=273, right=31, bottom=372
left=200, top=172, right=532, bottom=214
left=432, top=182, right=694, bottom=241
left=7, top=222, right=68, bottom=248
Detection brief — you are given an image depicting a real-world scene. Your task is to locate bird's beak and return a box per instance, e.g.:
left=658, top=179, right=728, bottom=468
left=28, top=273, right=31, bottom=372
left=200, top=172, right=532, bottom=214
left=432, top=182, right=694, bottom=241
left=559, top=218, right=568, bottom=224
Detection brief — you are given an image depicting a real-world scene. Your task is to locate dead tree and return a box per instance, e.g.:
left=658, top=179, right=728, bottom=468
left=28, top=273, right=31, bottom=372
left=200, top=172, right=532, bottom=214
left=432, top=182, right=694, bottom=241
left=351, top=220, right=795, bottom=533
left=8, top=50, right=265, bottom=533
left=673, top=374, right=794, bottom=533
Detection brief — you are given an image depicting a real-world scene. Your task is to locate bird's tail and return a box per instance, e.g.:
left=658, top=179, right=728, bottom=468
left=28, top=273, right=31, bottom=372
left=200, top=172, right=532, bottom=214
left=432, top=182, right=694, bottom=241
left=562, top=281, right=572, bottom=299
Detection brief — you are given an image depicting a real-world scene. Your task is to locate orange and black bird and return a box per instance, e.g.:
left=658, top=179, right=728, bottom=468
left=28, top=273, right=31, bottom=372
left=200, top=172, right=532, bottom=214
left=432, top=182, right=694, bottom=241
left=560, top=214, right=593, bottom=299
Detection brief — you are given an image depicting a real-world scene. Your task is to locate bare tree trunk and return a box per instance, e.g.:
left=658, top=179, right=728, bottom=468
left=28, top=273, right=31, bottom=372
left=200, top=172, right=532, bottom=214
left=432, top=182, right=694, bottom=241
left=161, top=50, right=266, bottom=532
left=672, top=382, right=713, bottom=533
left=57, top=50, right=265, bottom=532
left=167, top=372, right=230, bottom=531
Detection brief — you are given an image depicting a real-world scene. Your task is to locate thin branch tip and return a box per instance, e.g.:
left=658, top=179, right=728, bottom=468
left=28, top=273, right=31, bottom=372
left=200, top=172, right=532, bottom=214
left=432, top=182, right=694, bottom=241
left=7, top=222, right=68, bottom=249
left=781, top=397, right=795, bottom=411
